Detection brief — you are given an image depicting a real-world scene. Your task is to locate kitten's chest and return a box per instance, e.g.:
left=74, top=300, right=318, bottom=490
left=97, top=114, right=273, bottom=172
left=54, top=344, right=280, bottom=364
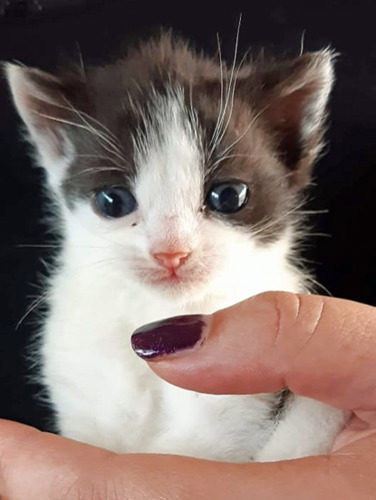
left=45, top=340, right=276, bottom=460
left=42, top=303, right=276, bottom=461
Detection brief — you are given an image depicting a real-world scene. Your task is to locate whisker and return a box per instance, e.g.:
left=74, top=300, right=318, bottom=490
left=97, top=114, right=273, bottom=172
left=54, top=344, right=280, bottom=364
left=14, top=254, right=137, bottom=331
left=208, top=153, right=272, bottom=171
left=14, top=243, right=109, bottom=250
left=45, top=97, right=121, bottom=146
left=222, top=105, right=268, bottom=161
left=294, top=209, right=329, bottom=215
left=306, top=232, right=331, bottom=238
left=207, top=105, right=269, bottom=178
left=299, top=30, right=306, bottom=56
left=16, top=291, right=50, bottom=331
left=220, top=105, right=269, bottom=162
left=61, top=97, right=121, bottom=145
left=41, top=96, right=129, bottom=167
left=67, top=210, right=136, bottom=251
left=32, top=110, right=127, bottom=166
left=250, top=199, right=307, bottom=236
left=14, top=244, right=61, bottom=249
left=294, top=256, right=320, bottom=265
left=61, top=97, right=126, bottom=159
left=76, top=41, right=86, bottom=82
left=304, top=275, right=332, bottom=296
left=124, top=92, right=140, bottom=117
left=209, top=15, right=242, bottom=158
left=76, top=154, right=126, bottom=170
left=209, top=33, right=225, bottom=151
left=213, top=47, right=251, bottom=155
left=65, top=166, right=130, bottom=181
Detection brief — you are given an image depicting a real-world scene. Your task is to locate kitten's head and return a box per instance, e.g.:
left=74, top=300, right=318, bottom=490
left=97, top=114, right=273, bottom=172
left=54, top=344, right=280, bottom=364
left=5, top=36, right=334, bottom=305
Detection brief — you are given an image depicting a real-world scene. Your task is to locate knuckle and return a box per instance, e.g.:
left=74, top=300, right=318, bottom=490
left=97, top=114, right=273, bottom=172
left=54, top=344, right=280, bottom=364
left=261, top=291, right=303, bottom=346
left=271, top=291, right=325, bottom=346
left=261, top=291, right=327, bottom=380
left=296, top=293, right=326, bottom=345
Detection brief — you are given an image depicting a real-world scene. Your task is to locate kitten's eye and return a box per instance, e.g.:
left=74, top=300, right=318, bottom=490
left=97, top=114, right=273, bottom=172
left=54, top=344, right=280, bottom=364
left=94, top=187, right=137, bottom=219
left=207, top=182, right=249, bottom=214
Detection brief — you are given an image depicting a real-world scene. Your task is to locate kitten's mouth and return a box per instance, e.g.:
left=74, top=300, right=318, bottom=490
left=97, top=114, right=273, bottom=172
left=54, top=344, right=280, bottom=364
left=149, top=269, right=188, bottom=285
left=154, top=275, right=181, bottom=286
left=136, top=265, right=208, bottom=291
left=158, top=269, right=180, bottom=281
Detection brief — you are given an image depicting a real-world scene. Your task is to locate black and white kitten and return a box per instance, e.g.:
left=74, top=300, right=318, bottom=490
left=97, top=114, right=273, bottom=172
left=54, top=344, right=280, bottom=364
left=5, top=34, right=344, bottom=462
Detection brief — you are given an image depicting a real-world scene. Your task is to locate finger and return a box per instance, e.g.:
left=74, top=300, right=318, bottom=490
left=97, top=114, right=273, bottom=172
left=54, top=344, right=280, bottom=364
left=0, top=420, right=114, bottom=500
left=1, top=420, right=376, bottom=500
left=131, top=292, right=376, bottom=411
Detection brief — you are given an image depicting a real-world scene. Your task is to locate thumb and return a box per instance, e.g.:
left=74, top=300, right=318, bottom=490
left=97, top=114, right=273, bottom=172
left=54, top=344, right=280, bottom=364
left=131, top=292, right=376, bottom=411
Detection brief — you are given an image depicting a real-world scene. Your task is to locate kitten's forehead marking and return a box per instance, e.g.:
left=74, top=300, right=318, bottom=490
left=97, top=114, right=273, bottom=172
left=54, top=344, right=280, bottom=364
left=134, top=86, right=204, bottom=221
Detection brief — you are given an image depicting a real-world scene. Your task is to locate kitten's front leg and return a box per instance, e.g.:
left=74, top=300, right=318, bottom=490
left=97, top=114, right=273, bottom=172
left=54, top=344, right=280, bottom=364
left=255, top=396, right=345, bottom=462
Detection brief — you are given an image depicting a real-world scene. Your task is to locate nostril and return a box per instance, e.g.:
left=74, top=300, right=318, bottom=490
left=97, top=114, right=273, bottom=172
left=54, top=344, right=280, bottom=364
left=153, top=251, right=191, bottom=270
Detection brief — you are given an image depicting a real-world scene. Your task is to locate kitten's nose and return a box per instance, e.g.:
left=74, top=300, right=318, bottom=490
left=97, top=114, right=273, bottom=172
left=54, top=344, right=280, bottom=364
left=153, top=251, right=191, bottom=270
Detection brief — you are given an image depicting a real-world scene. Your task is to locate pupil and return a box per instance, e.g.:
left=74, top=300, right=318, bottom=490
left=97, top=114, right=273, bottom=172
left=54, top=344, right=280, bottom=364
left=104, top=192, right=122, bottom=217
left=220, top=187, right=239, bottom=210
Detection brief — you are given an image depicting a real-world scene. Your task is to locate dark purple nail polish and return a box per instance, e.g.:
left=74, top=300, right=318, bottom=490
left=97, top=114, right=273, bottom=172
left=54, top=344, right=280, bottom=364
left=131, top=315, right=206, bottom=360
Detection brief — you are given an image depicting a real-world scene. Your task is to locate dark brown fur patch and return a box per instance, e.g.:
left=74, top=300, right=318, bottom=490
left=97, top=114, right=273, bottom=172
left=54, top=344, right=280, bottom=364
left=16, top=34, right=333, bottom=243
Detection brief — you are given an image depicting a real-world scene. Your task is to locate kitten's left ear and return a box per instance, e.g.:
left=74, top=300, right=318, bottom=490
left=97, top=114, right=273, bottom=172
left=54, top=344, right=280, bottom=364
left=244, top=50, right=336, bottom=187
left=5, top=63, right=84, bottom=186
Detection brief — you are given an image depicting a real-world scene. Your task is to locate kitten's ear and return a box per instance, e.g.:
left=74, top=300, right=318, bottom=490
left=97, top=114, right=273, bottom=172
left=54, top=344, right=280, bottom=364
left=247, top=50, right=336, bottom=187
left=5, top=63, right=82, bottom=184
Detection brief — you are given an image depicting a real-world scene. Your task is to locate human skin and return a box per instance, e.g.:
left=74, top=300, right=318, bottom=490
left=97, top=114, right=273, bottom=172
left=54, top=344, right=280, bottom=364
left=1, top=291, right=376, bottom=499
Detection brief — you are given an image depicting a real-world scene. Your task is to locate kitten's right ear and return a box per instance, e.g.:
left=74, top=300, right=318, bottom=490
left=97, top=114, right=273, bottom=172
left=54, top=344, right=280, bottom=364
left=240, top=50, right=336, bottom=188
left=5, top=63, right=81, bottom=185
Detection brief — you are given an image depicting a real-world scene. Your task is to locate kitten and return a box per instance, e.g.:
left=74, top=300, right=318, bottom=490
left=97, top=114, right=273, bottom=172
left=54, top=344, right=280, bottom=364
left=5, top=34, right=345, bottom=462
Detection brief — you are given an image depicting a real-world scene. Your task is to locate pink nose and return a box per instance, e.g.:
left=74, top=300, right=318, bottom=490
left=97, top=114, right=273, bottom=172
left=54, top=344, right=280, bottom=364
left=153, top=251, right=191, bottom=270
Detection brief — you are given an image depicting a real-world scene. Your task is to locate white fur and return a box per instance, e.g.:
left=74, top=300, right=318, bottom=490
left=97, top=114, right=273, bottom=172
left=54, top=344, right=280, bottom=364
left=12, top=78, right=344, bottom=462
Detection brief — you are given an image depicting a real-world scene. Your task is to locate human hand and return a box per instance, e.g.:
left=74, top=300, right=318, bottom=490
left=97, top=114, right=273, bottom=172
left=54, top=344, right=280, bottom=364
left=1, top=292, right=376, bottom=499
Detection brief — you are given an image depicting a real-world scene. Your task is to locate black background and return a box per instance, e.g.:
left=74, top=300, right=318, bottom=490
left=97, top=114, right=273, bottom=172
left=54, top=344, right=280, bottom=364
left=1, top=0, right=376, bottom=430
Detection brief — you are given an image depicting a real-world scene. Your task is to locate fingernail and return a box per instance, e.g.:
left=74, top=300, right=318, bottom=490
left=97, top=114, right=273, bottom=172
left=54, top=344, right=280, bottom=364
left=131, top=315, right=207, bottom=360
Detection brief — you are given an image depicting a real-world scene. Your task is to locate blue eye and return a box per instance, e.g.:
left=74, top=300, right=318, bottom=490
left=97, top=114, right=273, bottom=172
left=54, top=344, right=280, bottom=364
left=94, top=187, right=137, bottom=219
left=207, top=182, right=249, bottom=213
